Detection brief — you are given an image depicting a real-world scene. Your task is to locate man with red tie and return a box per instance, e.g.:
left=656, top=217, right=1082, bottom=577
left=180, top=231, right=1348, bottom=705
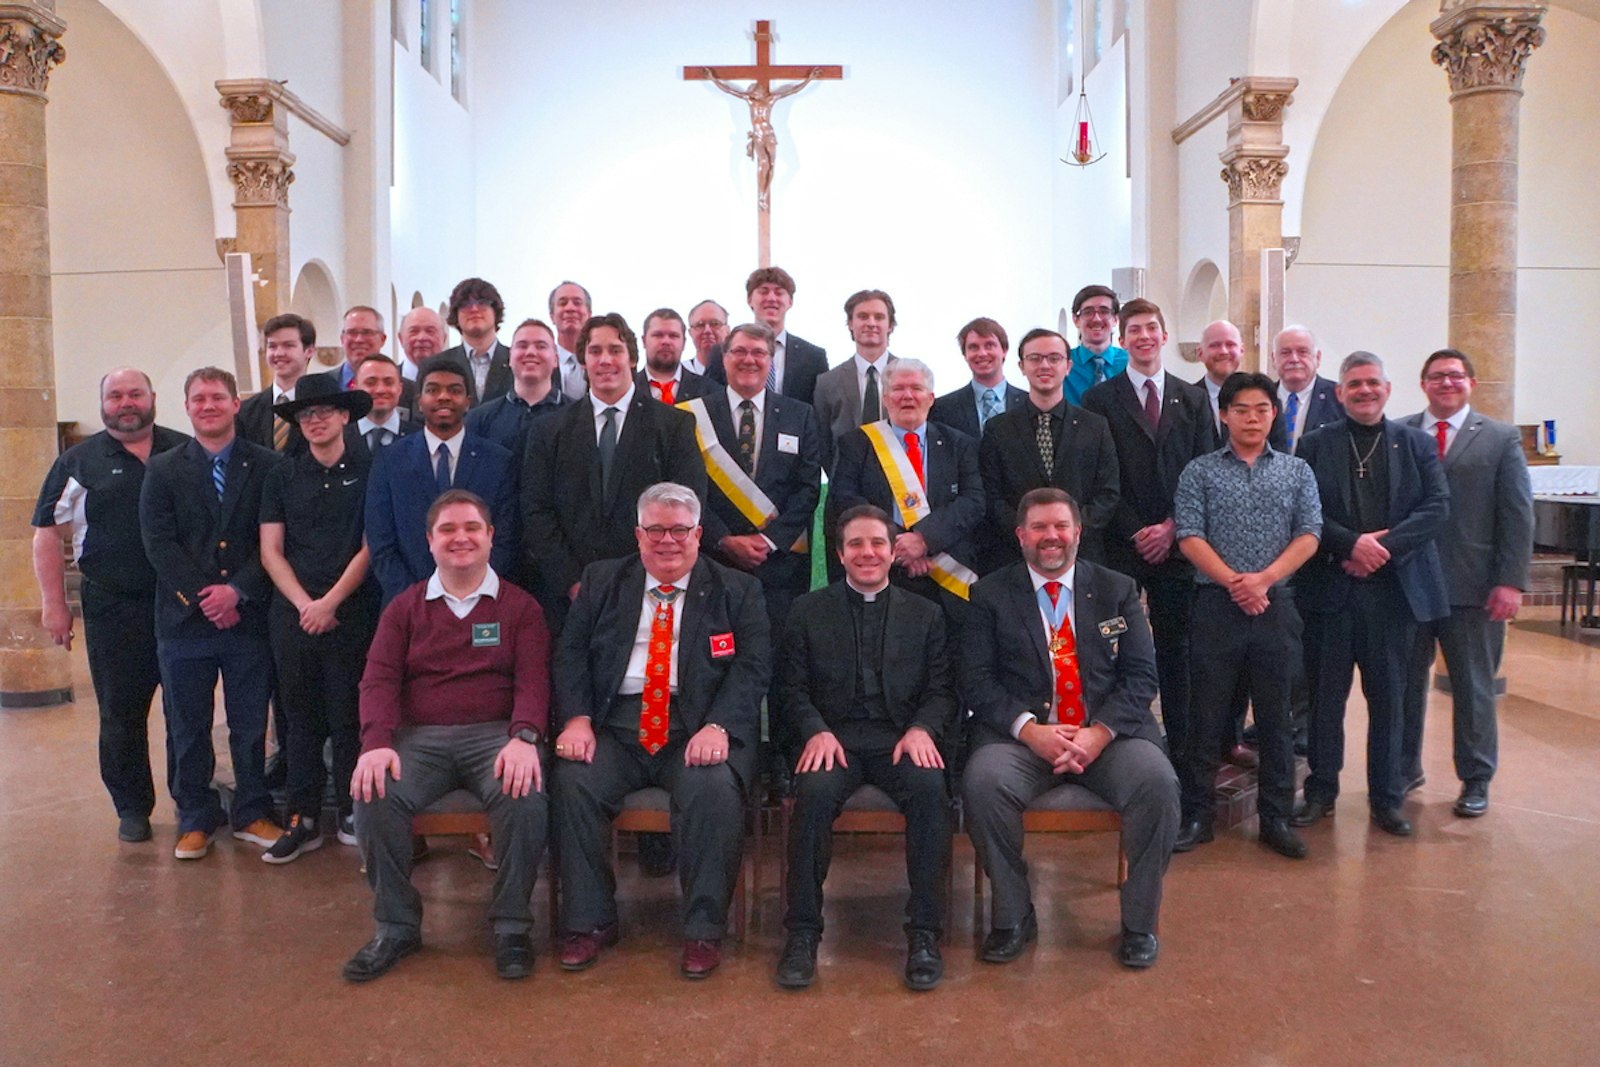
left=550, top=482, right=770, bottom=979
left=961, top=488, right=1179, bottom=968
left=635, top=308, right=715, bottom=406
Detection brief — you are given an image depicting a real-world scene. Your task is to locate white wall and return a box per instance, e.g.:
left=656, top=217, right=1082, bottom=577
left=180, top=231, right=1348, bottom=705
left=47, top=0, right=229, bottom=426
left=1290, top=1, right=1600, bottom=460
left=465, top=0, right=1058, bottom=395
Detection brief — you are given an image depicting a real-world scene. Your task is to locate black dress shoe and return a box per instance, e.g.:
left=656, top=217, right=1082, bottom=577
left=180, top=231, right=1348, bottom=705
left=1290, top=797, right=1335, bottom=828
left=1370, top=806, right=1414, bottom=837
left=904, top=929, right=943, bottom=991
left=637, top=832, right=676, bottom=877
left=342, top=935, right=422, bottom=982
left=1258, top=818, right=1308, bottom=859
left=775, top=931, right=819, bottom=989
left=1403, top=772, right=1427, bottom=795
left=980, top=909, right=1038, bottom=963
left=1454, top=780, right=1489, bottom=818
left=117, top=815, right=152, bottom=843
left=1172, top=818, right=1214, bottom=853
left=495, top=933, right=534, bottom=980
left=1117, top=927, right=1159, bottom=969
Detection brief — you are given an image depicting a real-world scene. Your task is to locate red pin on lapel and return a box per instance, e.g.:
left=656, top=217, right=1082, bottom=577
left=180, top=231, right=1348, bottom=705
left=710, top=632, right=736, bottom=658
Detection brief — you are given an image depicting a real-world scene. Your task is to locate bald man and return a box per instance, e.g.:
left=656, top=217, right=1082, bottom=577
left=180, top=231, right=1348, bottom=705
left=1197, top=321, right=1242, bottom=435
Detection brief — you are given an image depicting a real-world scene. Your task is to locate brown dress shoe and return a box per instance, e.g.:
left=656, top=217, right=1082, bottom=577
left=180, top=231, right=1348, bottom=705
left=1224, top=744, right=1260, bottom=769
left=557, top=923, right=619, bottom=971
left=681, top=938, right=723, bottom=979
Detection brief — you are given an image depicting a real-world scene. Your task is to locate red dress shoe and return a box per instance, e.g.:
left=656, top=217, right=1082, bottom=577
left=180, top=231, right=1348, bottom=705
left=558, top=923, right=619, bottom=971
left=681, top=938, right=722, bottom=979
left=1225, top=744, right=1259, bottom=769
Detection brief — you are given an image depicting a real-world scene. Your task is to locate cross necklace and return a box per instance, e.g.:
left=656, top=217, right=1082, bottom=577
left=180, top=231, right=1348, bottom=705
left=1349, top=433, right=1383, bottom=479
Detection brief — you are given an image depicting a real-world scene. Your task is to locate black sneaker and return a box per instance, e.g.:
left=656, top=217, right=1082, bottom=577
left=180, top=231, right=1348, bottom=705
left=117, top=815, right=152, bottom=843
left=337, top=813, right=358, bottom=847
left=263, top=814, right=323, bottom=864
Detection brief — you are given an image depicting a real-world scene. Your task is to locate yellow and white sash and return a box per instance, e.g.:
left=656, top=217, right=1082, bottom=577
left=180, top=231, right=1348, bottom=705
left=860, top=420, right=978, bottom=600
left=679, top=397, right=808, bottom=553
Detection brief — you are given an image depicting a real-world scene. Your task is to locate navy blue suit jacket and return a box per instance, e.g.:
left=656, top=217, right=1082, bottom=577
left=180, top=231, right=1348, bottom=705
left=1270, top=375, right=1341, bottom=451
left=929, top=380, right=1028, bottom=444
left=1294, top=417, right=1451, bottom=622
left=828, top=419, right=985, bottom=568
left=364, top=429, right=519, bottom=602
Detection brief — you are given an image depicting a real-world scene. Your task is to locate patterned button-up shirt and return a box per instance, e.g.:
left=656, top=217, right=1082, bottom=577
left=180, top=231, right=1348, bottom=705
left=1173, top=444, right=1322, bottom=586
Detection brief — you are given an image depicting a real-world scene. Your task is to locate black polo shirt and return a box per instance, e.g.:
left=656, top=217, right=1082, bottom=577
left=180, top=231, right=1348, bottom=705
left=32, top=425, right=190, bottom=598
left=259, top=443, right=373, bottom=599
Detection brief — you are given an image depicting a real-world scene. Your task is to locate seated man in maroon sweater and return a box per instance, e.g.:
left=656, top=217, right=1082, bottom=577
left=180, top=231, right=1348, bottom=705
left=343, top=489, right=553, bottom=983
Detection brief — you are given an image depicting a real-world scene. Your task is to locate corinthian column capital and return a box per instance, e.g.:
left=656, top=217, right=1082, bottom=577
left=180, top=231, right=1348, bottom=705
left=0, top=3, right=66, bottom=98
left=1431, top=2, right=1547, bottom=96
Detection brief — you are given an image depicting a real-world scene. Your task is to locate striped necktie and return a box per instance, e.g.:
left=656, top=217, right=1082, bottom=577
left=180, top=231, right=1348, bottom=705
left=273, top=416, right=290, bottom=452
left=212, top=455, right=226, bottom=500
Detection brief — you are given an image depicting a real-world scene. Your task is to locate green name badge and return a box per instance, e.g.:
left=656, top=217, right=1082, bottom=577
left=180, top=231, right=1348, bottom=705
left=471, top=622, right=501, bottom=647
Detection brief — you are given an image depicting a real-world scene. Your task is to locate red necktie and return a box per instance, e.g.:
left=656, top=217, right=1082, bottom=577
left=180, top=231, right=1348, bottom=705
left=1434, top=420, right=1448, bottom=460
left=1143, top=380, right=1161, bottom=429
left=653, top=379, right=675, bottom=406
left=1043, top=580, right=1085, bottom=727
left=640, top=584, right=676, bottom=754
left=905, top=430, right=926, bottom=488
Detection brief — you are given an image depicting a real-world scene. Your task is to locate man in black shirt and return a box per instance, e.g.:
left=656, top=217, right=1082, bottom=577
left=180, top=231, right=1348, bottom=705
left=259, top=375, right=379, bottom=861
left=1293, top=353, right=1450, bottom=837
left=31, top=368, right=188, bottom=842
left=775, top=505, right=957, bottom=991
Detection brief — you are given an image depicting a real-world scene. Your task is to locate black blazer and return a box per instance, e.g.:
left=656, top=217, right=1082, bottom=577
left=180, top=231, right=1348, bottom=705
left=634, top=367, right=717, bottom=404
left=778, top=581, right=957, bottom=746
left=139, top=436, right=284, bottom=639
left=705, top=332, right=829, bottom=406
left=978, top=400, right=1120, bottom=565
left=554, top=555, right=770, bottom=789
left=929, top=380, right=1028, bottom=444
left=962, top=560, right=1162, bottom=749
left=438, top=341, right=513, bottom=407
left=696, top=389, right=822, bottom=596
left=1081, top=372, right=1217, bottom=573
left=1294, top=418, right=1451, bottom=622
left=1270, top=375, right=1341, bottom=451
left=828, top=419, right=985, bottom=566
left=522, top=390, right=708, bottom=614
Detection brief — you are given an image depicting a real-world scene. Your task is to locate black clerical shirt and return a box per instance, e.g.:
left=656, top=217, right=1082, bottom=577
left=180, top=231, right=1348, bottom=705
left=1348, top=418, right=1390, bottom=534
left=837, top=583, right=898, bottom=755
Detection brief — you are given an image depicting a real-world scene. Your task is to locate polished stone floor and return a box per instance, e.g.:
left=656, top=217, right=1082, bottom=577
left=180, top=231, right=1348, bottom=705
left=2, top=609, right=1598, bottom=1066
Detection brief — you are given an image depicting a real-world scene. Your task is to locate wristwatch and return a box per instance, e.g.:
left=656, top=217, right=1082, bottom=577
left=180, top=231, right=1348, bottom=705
left=515, top=728, right=541, bottom=745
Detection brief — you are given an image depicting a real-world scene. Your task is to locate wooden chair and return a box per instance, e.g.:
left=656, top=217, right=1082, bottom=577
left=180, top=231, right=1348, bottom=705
left=773, top=783, right=956, bottom=938
left=410, top=788, right=561, bottom=938
left=971, top=783, right=1126, bottom=926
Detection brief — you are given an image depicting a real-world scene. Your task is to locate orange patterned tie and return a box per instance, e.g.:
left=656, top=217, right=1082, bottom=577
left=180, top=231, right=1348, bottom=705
left=1044, top=580, right=1085, bottom=726
left=640, top=584, right=678, bottom=754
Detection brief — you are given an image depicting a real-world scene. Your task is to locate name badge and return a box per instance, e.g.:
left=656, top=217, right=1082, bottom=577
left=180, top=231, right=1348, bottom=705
left=710, top=632, right=736, bottom=658
left=777, top=433, right=799, bottom=455
left=1097, top=616, right=1128, bottom=638
left=471, top=622, right=501, bottom=647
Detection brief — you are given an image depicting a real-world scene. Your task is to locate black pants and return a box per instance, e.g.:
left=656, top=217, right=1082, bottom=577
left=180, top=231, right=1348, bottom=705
left=80, top=580, right=161, bottom=818
left=1303, top=579, right=1416, bottom=812
left=784, top=747, right=950, bottom=936
left=269, top=594, right=375, bottom=820
left=1108, top=554, right=1194, bottom=762
left=1184, top=586, right=1301, bottom=824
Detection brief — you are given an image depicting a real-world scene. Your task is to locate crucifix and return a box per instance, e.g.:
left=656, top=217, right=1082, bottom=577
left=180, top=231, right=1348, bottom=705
left=684, top=20, right=842, bottom=267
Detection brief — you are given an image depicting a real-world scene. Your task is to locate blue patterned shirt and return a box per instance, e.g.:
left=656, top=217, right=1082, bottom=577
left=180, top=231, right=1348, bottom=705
left=1173, top=444, right=1322, bottom=585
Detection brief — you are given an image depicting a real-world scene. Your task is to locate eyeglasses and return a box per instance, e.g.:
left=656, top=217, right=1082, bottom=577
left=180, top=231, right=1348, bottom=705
left=342, top=328, right=382, bottom=338
left=640, top=524, right=696, bottom=543
left=725, top=346, right=769, bottom=359
left=457, top=299, right=493, bottom=310
left=294, top=405, right=340, bottom=423
left=1423, top=372, right=1469, bottom=384
left=1021, top=352, right=1068, bottom=366
left=1075, top=306, right=1116, bottom=320
left=689, top=319, right=726, bottom=331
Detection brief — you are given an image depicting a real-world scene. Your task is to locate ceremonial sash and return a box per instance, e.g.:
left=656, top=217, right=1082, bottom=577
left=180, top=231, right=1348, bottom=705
left=860, top=420, right=978, bottom=600
left=679, top=397, right=808, bottom=553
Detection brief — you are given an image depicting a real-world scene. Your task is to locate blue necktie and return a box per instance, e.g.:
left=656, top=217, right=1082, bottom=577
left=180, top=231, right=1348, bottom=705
left=980, top=388, right=1000, bottom=429
left=434, top=443, right=451, bottom=493
left=1285, top=392, right=1301, bottom=449
left=212, top=455, right=226, bottom=500
left=1091, top=355, right=1106, bottom=385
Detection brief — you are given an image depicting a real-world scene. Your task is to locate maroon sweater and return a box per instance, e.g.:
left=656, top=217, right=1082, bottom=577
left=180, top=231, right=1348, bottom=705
left=359, top=578, right=551, bottom=752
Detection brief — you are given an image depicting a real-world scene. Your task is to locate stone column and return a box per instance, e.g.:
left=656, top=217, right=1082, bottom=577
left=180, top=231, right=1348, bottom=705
left=1431, top=2, right=1546, bottom=422
left=0, top=1, right=68, bottom=707
left=215, top=82, right=295, bottom=340
left=1218, top=78, right=1296, bottom=372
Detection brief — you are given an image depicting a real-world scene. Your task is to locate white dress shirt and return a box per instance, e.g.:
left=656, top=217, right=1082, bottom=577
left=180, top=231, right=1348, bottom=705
left=1430, top=403, right=1471, bottom=454
left=465, top=339, right=498, bottom=399
left=1278, top=381, right=1316, bottom=451
left=424, top=567, right=500, bottom=619
left=1203, top=376, right=1225, bottom=428
left=853, top=352, right=893, bottom=421
left=423, top=427, right=464, bottom=483
left=1126, top=365, right=1163, bottom=410
left=557, top=345, right=587, bottom=401
left=770, top=329, right=789, bottom=392
left=357, top=411, right=407, bottom=448
left=1011, top=564, right=1078, bottom=738
left=621, top=572, right=691, bottom=694
left=590, top=382, right=636, bottom=443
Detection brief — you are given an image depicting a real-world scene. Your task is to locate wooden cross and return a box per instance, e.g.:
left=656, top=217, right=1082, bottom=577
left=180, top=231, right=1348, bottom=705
left=684, top=20, right=843, bottom=266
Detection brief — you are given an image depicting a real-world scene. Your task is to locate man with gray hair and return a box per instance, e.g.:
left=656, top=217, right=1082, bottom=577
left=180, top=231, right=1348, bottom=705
left=1269, top=325, right=1340, bottom=453
left=829, top=358, right=984, bottom=625
left=1292, top=352, right=1450, bottom=838
left=397, top=306, right=448, bottom=380
left=550, top=481, right=770, bottom=979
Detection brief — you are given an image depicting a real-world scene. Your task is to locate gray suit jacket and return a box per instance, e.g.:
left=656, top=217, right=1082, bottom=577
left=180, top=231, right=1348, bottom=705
left=1403, top=409, right=1533, bottom=606
left=811, top=354, right=893, bottom=472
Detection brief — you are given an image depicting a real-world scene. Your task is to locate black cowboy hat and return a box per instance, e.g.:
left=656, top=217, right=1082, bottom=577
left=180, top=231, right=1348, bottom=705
left=272, top=371, right=373, bottom=421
